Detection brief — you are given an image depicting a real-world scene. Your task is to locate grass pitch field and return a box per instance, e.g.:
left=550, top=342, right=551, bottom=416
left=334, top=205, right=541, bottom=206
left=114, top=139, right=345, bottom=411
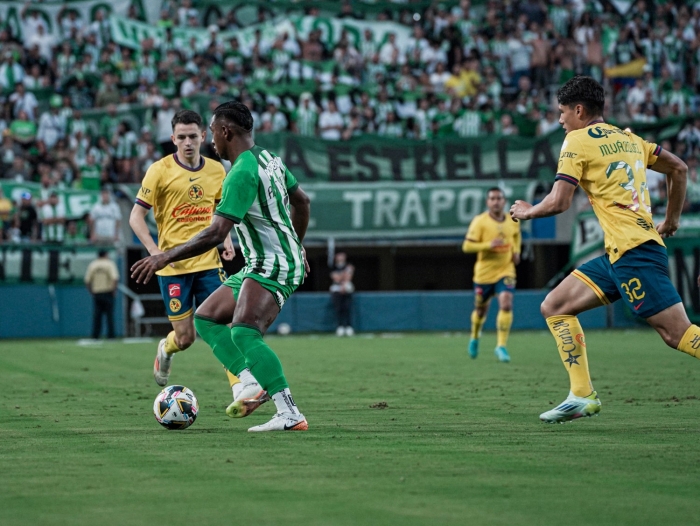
left=2, top=330, right=699, bottom=526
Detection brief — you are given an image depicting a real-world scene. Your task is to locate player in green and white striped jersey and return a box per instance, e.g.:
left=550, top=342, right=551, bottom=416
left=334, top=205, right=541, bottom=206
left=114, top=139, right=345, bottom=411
left=131, top=101, right=311, bottom=432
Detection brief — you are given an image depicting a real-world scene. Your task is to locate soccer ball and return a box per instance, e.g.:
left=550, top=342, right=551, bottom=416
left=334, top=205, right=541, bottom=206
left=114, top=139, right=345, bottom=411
left=153, top=385, right=199, bottom=430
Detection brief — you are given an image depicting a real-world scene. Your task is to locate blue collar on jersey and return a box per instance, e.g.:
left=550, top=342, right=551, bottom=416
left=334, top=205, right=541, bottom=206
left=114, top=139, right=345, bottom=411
left=586, top=119, right=605, bottom=127
left=173, top=152, right=205, bottom=172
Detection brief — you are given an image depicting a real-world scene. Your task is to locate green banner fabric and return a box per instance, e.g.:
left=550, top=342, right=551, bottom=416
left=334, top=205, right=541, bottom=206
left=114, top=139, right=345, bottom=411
left=110, top=14, right=414, bottom=52
left=0, top=181, right=99, bottom=220
left=110, top=14, right=296, bottom=52
left=0, top=0, right=131, bottom=41
left=288, top=180, right=536, bottom=238
left=255, top=132, right=564, bottom=182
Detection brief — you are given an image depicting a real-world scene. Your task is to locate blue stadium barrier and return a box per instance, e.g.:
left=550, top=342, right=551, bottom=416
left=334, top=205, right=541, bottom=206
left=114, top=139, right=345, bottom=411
left=0, top=285, right=645, bottom=339
left=0, top=285, right=124, bottom=339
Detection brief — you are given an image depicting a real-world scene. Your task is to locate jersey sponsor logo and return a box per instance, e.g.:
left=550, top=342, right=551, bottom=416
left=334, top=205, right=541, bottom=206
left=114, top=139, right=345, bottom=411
left=575, top=333, right=586, bottom=347
left=169, top=298, right=182, bottom=313
left=139, top=186, right=151, bottom=195
left=171, top=203, right=213, bottom=223
left=168, top=284, right=181, bottom=297
left=633, top=301, right=644, bottom=311
left=561, top=152, right=578, bottom=158
left=188, top=184, right=204, bottom=203
left=189, top=177, right=201, bottom=182
left=587, top=126, right=627, bottom=139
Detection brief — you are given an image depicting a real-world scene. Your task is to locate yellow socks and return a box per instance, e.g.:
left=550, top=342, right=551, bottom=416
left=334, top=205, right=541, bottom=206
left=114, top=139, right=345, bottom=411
left=677, top=325, right=700, bottom=358
left=546, top=315, right=593, bottom=397
left=496, top=310, right=513, bottom=348
left=225, top=369, right=240, bottom=389
left=163, top=331, right=183, bottom=355
left=470, top=310, right=485, bottom=340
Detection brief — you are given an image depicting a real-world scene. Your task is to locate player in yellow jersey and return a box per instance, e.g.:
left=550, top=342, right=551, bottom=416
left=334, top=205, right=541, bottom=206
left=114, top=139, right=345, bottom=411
left=129, top=110, right=268, bottom=411
left=463, top=188, right=521, bottom=362
left=510, top=76, right=700, bottom=423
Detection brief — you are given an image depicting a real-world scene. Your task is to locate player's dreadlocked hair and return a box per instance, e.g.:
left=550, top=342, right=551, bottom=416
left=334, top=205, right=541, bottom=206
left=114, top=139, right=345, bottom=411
left=213, top=101, right=254, bottom=134
left=557, top=76, right=605, bottom=117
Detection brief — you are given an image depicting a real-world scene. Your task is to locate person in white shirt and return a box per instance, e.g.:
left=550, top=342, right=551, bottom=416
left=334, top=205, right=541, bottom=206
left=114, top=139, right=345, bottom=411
left=260, top=103, right=289, bottom=132
left=27, top=25, right=56, bottom=61
left=8, top=83, right=38, bottom=119
left=89, top=189, right=122, bottom=244
left=0, top=53, right=26, bottom=91
left=37, top=99, right=67, bottom=149
left=40, top=192, right=66, bottom=243
left=378, top=33, right=404, bottom=66
left=319, top=100, right=344, bottom=140
left=156, top=99, right=177, bottom=154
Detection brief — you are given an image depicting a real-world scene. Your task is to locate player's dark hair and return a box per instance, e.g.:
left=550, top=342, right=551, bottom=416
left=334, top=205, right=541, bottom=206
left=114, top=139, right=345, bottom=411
left=486, top=187, right=504, bottom=197
left=171, top=110, right=203, bottom=131
left=98, top=249, right=108, bottom=258
left=557, top=75, right=605, bottom=117
left=212, top=101, right=254, bottom=134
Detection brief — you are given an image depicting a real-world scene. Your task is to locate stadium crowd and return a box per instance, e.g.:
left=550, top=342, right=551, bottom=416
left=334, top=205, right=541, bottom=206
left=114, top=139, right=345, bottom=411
left=1, top=0, right=700, bottom=242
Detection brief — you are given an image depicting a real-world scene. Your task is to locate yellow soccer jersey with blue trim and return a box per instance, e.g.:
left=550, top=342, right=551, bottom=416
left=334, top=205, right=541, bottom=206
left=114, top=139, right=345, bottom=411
left=465, top=212, right=521, bottom=284
left=135, top=153, right=225, bottom=276
left=556, top=121, right=664, bottom=264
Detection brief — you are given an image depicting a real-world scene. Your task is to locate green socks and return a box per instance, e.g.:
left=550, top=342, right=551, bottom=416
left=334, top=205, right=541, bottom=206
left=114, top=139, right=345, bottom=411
left=231, top=324, right=289, bottom=396
left=194, top=315, right=247, bottom=375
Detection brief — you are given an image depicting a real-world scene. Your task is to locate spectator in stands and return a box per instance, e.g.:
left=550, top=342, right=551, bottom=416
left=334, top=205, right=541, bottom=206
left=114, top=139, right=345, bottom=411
left=319, top=100, right=344, bottom=140
left=261, top=102, right=288, bottom=132
left=0, top=186, right=13, bottom=240
left=9, top=109, right=36, bottom=147
left=39, top=191, right=66, bottom=244
left=13, top=191, right=38, bottom=242
left=36, top=95, right=66, bottom=149
left=330, top=252, right=355, bottom=337
left=8, top=82, right=37, bottom=120
left=89, top=188, right=122, bottom=245
left=84, top=249, right=119, bottom=339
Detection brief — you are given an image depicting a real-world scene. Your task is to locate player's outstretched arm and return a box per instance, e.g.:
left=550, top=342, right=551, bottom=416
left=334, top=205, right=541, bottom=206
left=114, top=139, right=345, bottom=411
left=131, top=215, right=234, bottom=284
left=129, top=204, right=160, bottom=255
left=651, top=149, right=688, bottom=238
left=510, top=180, right=576, bottom=221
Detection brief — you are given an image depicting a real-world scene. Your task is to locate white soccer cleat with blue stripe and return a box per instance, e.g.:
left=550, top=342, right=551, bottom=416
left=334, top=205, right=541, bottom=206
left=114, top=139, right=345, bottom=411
left=539, top=391, right=601, bottom=423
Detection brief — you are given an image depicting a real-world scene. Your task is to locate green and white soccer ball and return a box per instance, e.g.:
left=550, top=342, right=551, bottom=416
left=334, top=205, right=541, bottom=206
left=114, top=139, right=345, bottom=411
left=153, top=385, right=199, bottom=430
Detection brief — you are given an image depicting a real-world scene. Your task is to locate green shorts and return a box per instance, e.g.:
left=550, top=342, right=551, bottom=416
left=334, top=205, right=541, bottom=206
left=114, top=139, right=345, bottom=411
left=223, top=270, right=297, bottom=310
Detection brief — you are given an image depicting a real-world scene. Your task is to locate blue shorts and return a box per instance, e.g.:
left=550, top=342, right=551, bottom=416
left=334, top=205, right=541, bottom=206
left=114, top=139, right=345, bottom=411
left=474, top=276, right=516, bottom=306
left=573, top=241, right=681, bottom=318
left=158, top=268, right=227, bottom=321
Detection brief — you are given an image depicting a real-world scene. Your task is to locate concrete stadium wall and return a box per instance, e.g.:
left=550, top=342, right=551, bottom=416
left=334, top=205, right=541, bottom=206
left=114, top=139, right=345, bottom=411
left=0, top=286, right=642, bottom=339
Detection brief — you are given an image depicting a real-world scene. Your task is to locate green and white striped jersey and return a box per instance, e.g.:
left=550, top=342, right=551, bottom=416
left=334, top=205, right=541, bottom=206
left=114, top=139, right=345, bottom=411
left=215, top=146, right=304, bottom=287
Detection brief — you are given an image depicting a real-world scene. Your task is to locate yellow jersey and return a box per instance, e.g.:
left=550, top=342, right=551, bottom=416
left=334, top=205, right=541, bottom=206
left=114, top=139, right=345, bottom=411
left=135, top=153, right=225, bottom=276
left=465, top=211, right=521, bottom=284
left=556, top=121, right=663, bottom=264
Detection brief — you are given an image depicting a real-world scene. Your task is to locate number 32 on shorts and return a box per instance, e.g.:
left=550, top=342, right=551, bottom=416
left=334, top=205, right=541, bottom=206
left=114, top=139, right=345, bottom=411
left=620, top=277, right=645, bottom=303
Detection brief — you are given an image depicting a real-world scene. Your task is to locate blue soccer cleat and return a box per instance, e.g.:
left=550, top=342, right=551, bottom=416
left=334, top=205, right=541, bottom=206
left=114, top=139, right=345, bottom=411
left=494, top=346, right=510, bottom=363
left=468, top=338, right=479, bottom=359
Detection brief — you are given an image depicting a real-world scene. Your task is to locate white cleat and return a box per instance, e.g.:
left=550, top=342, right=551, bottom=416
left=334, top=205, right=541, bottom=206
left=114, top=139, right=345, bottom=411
left=336, top=326, right=345, bottom=337
left=345, top=326, right=355, bottom=337
left=540, top=391, right=601, bottom=423
left=248, top=412, right=308, bottom=432
left=226, top=382, right=271, bottom=418
left=153, top=338, right=172, bottom=387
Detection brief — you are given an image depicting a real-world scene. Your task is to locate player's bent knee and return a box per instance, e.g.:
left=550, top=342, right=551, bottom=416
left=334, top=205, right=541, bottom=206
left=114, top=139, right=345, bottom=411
left=176, top=332, right=196, bottom=349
